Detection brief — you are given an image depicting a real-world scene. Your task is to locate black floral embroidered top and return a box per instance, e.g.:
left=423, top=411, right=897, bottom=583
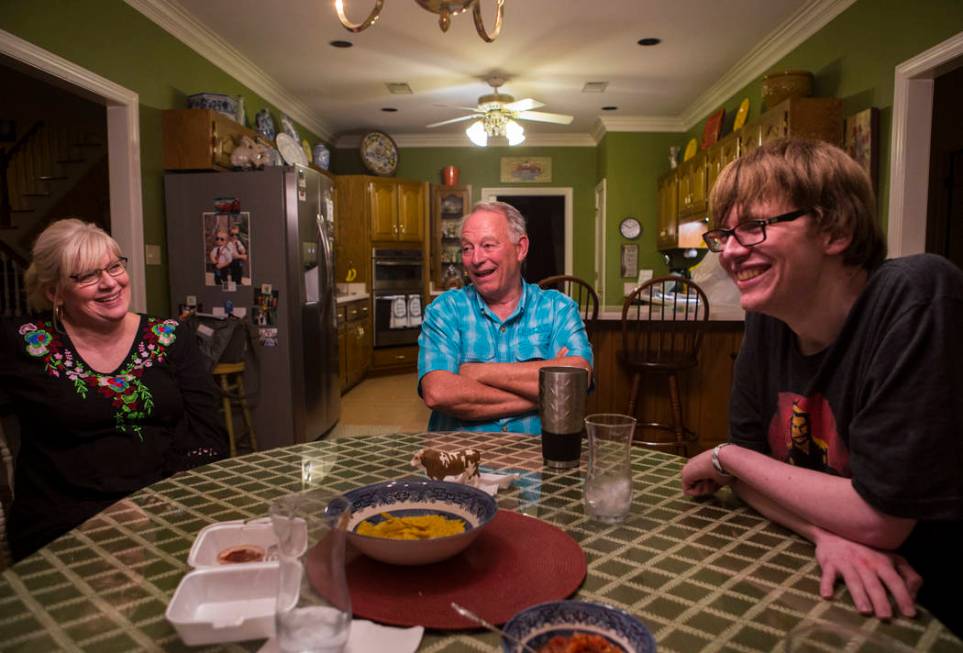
left=0, top=315, right=227, bottom=561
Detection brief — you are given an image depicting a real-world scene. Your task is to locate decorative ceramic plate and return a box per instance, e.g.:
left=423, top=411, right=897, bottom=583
left=279, top=113, right=299, bottom=141
left=276, top=133, right=307, bottom=166
left=360, top=131, right=399, bottom=176
left=733, top=97, right=751, bottom=131
left=301, top=139, right=313, bottom=164
left=683, top=137, right=698, bottom=161
left=313, top=143, right=331, bottom=170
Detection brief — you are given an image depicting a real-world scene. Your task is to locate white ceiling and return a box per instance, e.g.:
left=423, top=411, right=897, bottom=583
left=128, top=0, right=855, bottom=146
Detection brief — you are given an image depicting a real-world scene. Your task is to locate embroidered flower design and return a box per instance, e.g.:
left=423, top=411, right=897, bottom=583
left=21, top=317, right=178, bottom=440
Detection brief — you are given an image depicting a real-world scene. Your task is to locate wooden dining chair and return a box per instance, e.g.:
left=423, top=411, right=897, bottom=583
left=537, top=275, right=600, bottom=340
left=619, top=275, right=710, bottom=456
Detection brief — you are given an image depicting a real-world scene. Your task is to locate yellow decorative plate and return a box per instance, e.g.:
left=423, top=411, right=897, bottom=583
left=733, top=98, right=751, bottom=131
left=301, top=139, right=313, bottom=164
left=683, top=138, right=698, bottom=161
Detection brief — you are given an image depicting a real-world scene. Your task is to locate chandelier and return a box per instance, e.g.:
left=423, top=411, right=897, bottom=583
left=465, top=108, right=524, bottom=146
left=334, top=0, right=504, bottom=42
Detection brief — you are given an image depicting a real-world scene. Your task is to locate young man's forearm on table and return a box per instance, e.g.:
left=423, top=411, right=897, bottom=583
left=460, top=356, right=592, bottom=402
left=719, top=444, right=915, bottom=550
left=421, top=370, right=536, bottom=420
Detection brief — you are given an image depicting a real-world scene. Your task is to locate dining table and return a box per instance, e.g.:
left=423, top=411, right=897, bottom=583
left=1, top=431, right=960, bottom=653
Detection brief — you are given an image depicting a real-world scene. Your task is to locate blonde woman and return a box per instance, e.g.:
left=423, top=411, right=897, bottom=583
left=1, top=218, right=226, bottom=562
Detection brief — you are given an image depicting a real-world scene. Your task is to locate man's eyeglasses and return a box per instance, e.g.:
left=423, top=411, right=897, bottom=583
left=702, top=208, right=812, bottom=252
left=70, top=257, right=129, bottom=286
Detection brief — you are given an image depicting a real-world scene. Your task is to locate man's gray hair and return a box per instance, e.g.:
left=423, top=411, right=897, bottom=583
left=459, top=201, right=527, bottom=243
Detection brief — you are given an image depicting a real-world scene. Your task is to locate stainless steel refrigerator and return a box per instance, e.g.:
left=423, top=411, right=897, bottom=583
left=164, top=165, right=340, bottom=449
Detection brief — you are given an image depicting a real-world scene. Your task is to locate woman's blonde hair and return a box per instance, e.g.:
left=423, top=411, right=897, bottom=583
left=24, top=218, right=122, bottom=311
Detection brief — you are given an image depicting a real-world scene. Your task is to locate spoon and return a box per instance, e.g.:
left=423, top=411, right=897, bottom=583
left=450, top=602, right=538, bottom=653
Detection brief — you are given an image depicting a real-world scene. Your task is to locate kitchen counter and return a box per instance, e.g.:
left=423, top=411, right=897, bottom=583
left=598, top=303, right=744, bottom=323
left=336, top=291, right=369, bottom=305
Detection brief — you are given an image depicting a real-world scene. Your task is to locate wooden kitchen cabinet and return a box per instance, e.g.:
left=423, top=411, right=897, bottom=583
left=367, top=177, right=426, bottom=243
left=677, top=152, right=708, bottom=218
left=338, top=298, right=371, bottom=393
left=430, top=184, right=471, bottom=288
left=656, top=172, right=678, bottom=250
left=334, top=176, right=370, bottom=286
left=707, top=132, right=740, bottom=191
left=162, top=109, right=261, bottom=171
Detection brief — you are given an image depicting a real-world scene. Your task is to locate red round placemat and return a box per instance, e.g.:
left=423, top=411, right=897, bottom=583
left=347, top=510, right=586, bottom=629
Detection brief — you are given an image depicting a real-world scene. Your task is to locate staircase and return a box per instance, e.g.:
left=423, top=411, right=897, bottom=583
left=0, top=122, right=107, bottom=317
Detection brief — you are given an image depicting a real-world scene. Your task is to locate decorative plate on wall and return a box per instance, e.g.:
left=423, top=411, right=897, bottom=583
left=683, top=138, right=698, bottom=161
left=360, top=131, right=399, bottom=176
left=276, top=133, right=307, bottom=166
left=733, top=98, right=751, bottom=131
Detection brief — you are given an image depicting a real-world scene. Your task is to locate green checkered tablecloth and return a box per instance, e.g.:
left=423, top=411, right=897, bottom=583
left=1, top=432, right=959, bottom=652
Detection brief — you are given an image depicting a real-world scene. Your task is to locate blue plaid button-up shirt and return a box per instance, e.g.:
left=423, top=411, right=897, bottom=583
left=417, top=280, right=593, bottom=434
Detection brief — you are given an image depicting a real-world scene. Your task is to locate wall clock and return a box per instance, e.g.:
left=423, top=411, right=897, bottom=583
left=359, top=130, right=398, bottom=176
left=619, top=217, right=641, bottom=240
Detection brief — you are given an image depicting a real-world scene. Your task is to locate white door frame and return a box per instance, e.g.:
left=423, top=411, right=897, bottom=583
left=479, top=187, right=573, bottom=275
left=887, top=31, right=963, bottom=258
left=593, top=179, right=606, bottom=302
left=0, top=29, right=145, bottom=311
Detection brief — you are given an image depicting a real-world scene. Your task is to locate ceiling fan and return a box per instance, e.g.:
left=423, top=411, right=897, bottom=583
left=426, top=76, right=574, bottom=146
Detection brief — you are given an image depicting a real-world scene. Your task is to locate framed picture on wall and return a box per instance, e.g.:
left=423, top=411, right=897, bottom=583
left=844, top=107, right=879, bottom=192
left=500, top=157, right=552, bottom=183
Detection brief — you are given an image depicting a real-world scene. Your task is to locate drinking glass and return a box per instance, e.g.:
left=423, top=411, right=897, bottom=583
left=270, top=490, right=352, bottom=653
left=783, top=622, right=913, bottom=652
left=583, top=414, right=636, bottom=523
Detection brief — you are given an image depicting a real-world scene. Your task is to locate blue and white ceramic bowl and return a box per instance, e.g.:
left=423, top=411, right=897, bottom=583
left=327, top=479, right=497, bottom=566
left=255, top=108, right=276, bottom=141
left=187, top=93, right=238, bottom=121
left=502, top=600, right=656, bottom=653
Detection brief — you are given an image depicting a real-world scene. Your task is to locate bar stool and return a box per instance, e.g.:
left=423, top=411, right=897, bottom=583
left=212, top=362, right=258, bottom=457
left=537, top=274, right=600, bottom=342
left=618, top=276, right=709, bottom=456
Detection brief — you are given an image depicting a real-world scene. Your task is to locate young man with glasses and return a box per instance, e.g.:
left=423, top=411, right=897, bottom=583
left=681, top=138, right=962, bottom=635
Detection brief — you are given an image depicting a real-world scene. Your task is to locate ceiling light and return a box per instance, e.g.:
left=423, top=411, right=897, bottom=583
left=582, top=82, right=609, bottom=93
left=602, top=106, right=618, bottom=111
left=637, top=37, right=661, bottom=46
left=329, top=40, right=353, bottom=48
left=505, top=119, right=525, bottom=146
left=466, top=120, right=488, bottom=147
left=335, top=0, right=504, bottom=42
left=386, top=82, right=413, bottom=95
left=381, top=107, right=398, bottom=112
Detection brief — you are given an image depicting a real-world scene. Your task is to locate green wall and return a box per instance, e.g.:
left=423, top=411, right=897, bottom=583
left=336, top=145, right=599, bottom=282
left=681, top=0, right=963, bottom=230
left=0, top=0, right=324, bottom=316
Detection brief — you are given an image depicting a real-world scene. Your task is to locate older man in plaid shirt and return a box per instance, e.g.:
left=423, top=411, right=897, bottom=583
left=418, top=201, right=593, bottom=434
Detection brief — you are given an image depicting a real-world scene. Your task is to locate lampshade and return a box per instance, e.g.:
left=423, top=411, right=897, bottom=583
left=466, top=120, right=488, bottom=147
left=505, top=119, right=525, bottom=146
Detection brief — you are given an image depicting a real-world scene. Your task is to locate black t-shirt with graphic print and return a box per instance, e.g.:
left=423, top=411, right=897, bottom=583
left=729, top=254, right=963, bottom=635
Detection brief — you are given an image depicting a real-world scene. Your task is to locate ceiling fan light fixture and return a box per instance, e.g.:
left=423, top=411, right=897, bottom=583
left=505, top=119, right=525, bottom=145
left=466, top=120, right=488, bottom=146
left=334, top=0, right=504, bottom=42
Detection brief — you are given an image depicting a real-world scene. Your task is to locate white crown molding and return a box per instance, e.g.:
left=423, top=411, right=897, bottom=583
left=335, top=132, right=596, bottom=148
left=598, top=116, right=687, bottom=133
left=680, top=0, right=858, bottom=129
left=124, top=0, right=332, bottom=141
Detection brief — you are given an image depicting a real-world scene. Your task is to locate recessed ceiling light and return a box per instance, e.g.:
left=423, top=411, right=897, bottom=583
left=582, top=81, right=609, bottom=93
left=329, top=40, right=353, bottom=48
left=602, top=106, right=618, bottom=111
left=381, top=107, right=398, bottom=112
left=386, top=83, right=413, bottom=95
left=637, top=37, right=661, bottom=46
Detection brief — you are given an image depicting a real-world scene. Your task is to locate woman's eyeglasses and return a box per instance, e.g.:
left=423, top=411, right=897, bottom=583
left=70, top=257, right=129, bottom=286
left=702, top=208, right=812, bottom=252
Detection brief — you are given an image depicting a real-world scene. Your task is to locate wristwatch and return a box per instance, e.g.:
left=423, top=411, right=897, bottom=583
left=711, top=443, right=734, bottom=478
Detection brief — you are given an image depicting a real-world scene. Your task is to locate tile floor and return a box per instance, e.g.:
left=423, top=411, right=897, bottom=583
left=334, top=372, right=430, bottom=435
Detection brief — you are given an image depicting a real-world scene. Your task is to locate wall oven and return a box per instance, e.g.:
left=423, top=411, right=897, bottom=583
left=372, top=248, right=424, bottom=348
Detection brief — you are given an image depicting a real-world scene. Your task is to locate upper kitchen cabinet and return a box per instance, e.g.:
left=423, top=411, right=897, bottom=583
left=656, top=173, right=679, bottom=250
left=334, top=176, right=370, bottom=286
left=367, top=177, right=427, bottom=243
left=706, top=133, right=740, bottom=192
left=677, top=151, right=708, bottom=218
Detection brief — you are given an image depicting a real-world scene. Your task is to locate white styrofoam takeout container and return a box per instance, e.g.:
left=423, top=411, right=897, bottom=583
left=188, top=518, right=278, bottom=568
left=165, top=563, right=278, bottom=645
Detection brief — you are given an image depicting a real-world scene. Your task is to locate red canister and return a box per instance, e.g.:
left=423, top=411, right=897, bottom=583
left=441, top=165, right=460, bottom=186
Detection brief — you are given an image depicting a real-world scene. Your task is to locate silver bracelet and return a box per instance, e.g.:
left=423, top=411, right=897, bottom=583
left=711, top=443, right=734, bottom=478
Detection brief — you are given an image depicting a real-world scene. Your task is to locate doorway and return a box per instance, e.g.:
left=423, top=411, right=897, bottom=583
left=925, top=64, right=963, bottom=270
left=479, top=186, right=573, bottom=283
left=0, top=29, right=145, bottom=310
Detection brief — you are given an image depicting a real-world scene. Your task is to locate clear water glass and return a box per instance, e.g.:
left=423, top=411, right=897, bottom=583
left=270, top=491, right=352, bottom=653
left=583, top=413, right=636, bottom=523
